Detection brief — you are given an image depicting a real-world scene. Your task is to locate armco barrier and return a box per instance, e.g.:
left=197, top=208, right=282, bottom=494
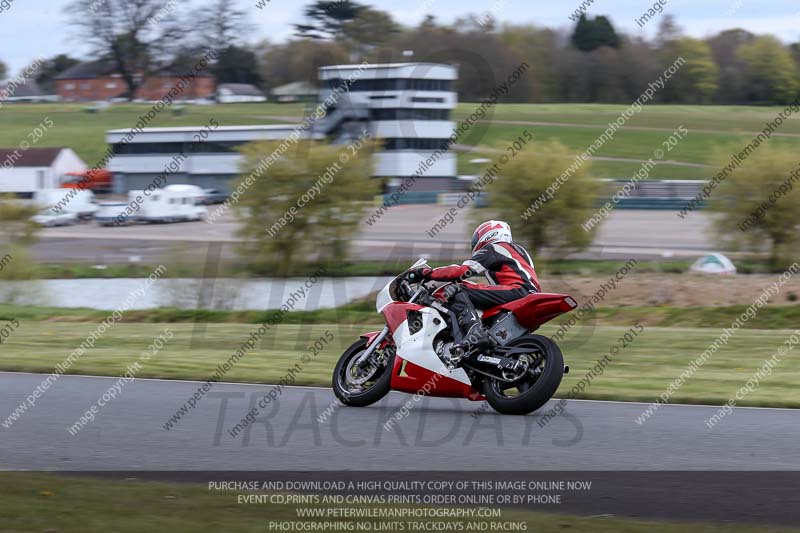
left=379, top=179, right=706, bottom=210
left=380, top=191, right=440, bottom=205
left=600, top=179, right=706, bottom=210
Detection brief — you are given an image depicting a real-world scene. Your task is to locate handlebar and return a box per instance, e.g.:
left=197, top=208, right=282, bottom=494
left=399, top=276, right=438, bottom=307
left=399, top=279, right=415, bottom=299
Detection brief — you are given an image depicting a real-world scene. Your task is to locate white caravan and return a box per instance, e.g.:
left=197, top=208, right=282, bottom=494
left=134, top=184, right=207, bottom=223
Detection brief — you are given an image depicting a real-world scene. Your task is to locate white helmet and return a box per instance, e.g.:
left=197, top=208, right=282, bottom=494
left=471, top=220, right=512, bottom=253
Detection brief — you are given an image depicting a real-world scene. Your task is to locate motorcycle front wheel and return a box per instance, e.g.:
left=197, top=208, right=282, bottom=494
left=332, top=338, right=394, bottom=407
left=481, top=334, right=564, bottom=415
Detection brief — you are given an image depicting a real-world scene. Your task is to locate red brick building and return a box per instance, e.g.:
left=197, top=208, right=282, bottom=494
left=54, top=60, right=215, bottom=102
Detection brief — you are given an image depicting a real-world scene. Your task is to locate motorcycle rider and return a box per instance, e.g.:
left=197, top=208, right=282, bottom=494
left=411, top=220, right=540, bottom=354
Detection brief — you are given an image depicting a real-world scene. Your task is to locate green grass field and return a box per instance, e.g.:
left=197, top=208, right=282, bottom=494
left=5, top=473, right=793, bottom=533
left=2, top=102, right=799, bottom=180
left=458, top=151, right=714, bottom=181
left=1, top=320, right=797, bottom=407
left=0, top=102, right=304, bottom=166
left=6, top=299, right=800, bottom=330
left=467, top=103, right=800, bottom=133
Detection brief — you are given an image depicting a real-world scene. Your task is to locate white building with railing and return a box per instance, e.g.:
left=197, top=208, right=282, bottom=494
left=105, top=62, right=459, bottom=194
left=317, top=62, right=458, bottom=192
left=105, top=125, right=322, bottom=193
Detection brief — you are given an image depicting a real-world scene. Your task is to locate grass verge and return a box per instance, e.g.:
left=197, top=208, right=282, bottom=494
left=30, top=259, right=696, bottom=279
left=26, top=258, right=798, bottom=279
left=3, top=302, right=800, bottom=329
left=1, top=322, right=798, bottom=408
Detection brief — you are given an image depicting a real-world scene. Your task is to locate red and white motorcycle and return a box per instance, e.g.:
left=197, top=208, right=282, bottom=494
left=333, top=259, right=577, bottom=415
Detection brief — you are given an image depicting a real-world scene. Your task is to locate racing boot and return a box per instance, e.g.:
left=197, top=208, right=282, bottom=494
left=448, top=324, right=495, bottom=367
left=445, top=284, right=496, bottom=363
left=461, top=322, right=495, bottom=351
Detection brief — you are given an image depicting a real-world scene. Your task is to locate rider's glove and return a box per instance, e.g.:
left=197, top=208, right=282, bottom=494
left=408, top=267, right=432, bottom=282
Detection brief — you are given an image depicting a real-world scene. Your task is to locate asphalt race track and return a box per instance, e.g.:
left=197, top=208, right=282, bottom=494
left=2, top=372, right=798, bottom=472
left=4, top=372, right=800, bottom=525
left=30, top=208, right=717, bottom=264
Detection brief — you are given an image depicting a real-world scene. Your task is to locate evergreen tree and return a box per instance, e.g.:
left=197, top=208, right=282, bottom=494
left=571, top=14, right=620, bottom=51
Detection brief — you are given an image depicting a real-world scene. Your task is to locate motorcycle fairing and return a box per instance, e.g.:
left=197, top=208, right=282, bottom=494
left=390, top=357, right=482, bottom=399
left=381, top=302, right=482, bottom=399
left=360, top=331, right=384, bottom=348
left=482, top=293, right=578, bottom=331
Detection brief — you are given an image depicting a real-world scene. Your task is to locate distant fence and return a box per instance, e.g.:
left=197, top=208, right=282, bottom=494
left=596, top=179, right=706, bottom=210
left=381, top=179, right=706, bottom=210
left=380, top=191, right=440, bottom=206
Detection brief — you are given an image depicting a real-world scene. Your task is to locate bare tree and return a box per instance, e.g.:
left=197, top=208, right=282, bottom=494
left=65, top=0, right=185, bottom=99
left=198, top=0, right=252, bottom=51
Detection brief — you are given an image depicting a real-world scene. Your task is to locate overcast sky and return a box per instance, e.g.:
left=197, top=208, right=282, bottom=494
left=1, top=0, right=799, bottom=77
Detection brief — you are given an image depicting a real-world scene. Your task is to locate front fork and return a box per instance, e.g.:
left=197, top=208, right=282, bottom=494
left=352, top=284, right=427, bottom=368
left=353, top=326, right=390, bottom=369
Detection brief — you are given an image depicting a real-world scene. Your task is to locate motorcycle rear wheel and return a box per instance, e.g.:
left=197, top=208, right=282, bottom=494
left=482, top=334, right=564, bottom=415
left=332, top=338, right=393, bottom=407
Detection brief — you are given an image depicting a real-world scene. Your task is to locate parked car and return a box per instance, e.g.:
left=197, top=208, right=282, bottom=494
left=31, top=209, right=78, bottom=227
left=200, top=188, right=227, bottom=205
left=95, top=202, right=134, bottom=226
left=136, top=185, right=207, bottom=223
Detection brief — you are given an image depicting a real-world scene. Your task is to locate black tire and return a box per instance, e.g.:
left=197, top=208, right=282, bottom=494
left=332, top=338, right=393, bottom=407
left=482, top=334, right=564, bottom=415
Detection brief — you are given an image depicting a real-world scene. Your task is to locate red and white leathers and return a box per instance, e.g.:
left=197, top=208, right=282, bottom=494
left=416, top=220, right=539, bottom=348
left=428, top=241, right=541, bottom=310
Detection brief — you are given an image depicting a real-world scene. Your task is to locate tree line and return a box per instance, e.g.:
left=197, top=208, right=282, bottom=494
left=261, top=2, right=799, bottom=105
left=3, top=1, right=799, bottom=106
left=3, top=0, right=255, bottom=99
